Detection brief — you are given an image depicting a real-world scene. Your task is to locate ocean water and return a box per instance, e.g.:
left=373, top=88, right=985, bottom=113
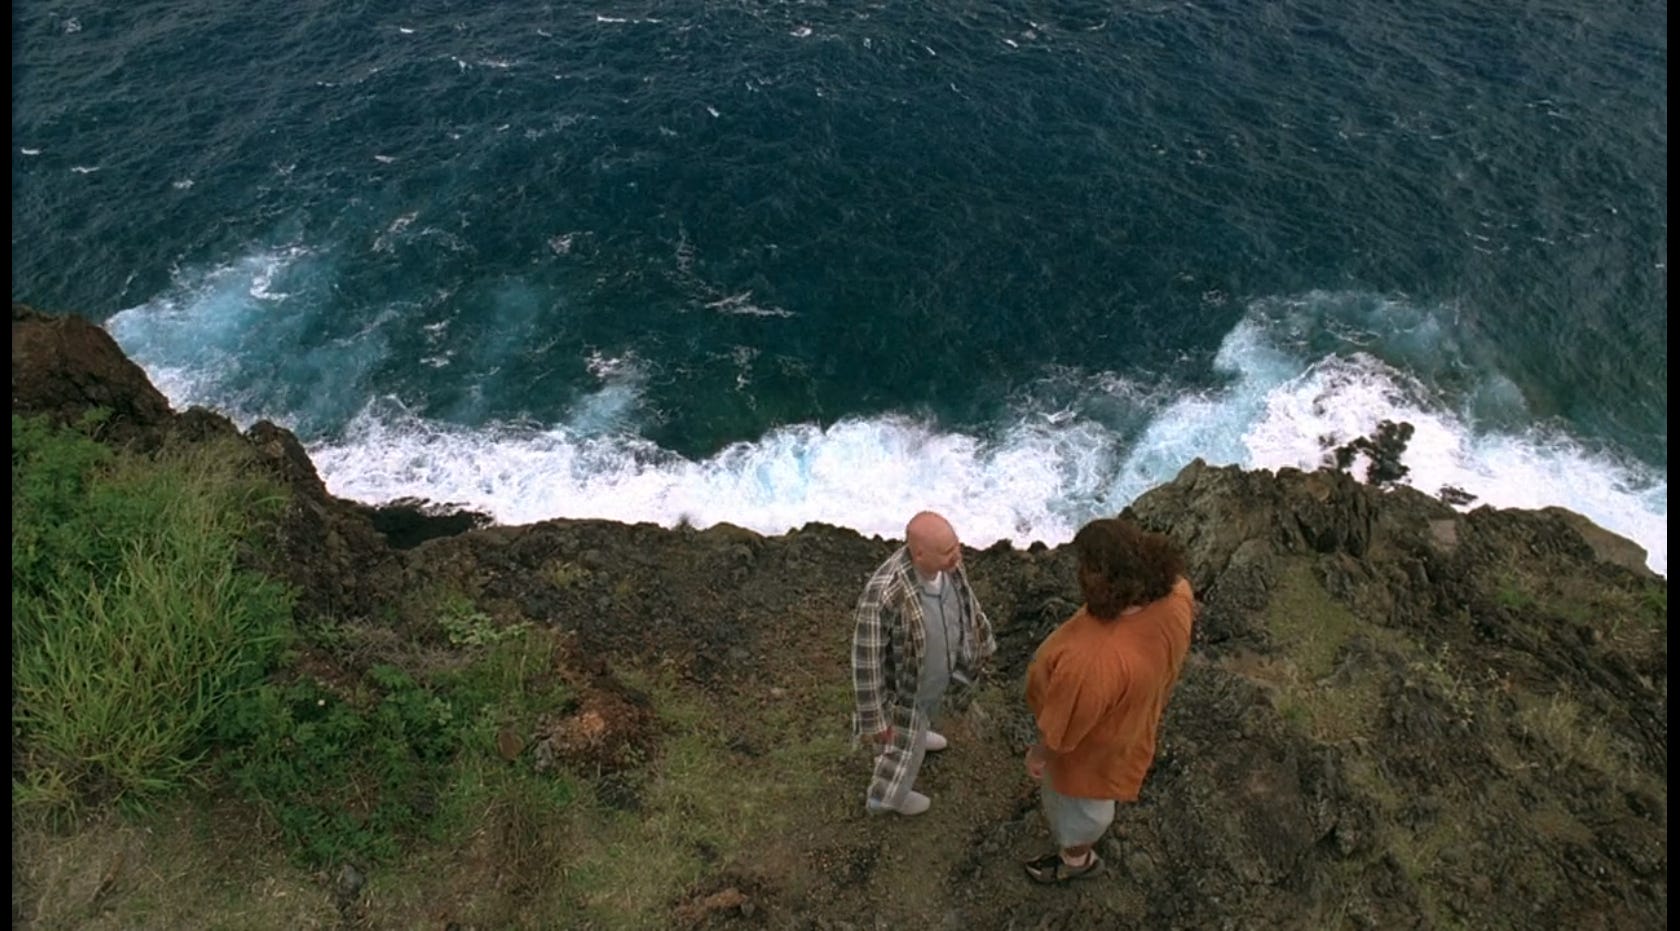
left=12, top=1, right=1667, bottom=573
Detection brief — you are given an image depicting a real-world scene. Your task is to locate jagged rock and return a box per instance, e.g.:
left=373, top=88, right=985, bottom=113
left=1332, top=419, right=1417, bottom=486
left=12, top=303, right=173, bottom=445
left=353, top=497, right=493, bottom=549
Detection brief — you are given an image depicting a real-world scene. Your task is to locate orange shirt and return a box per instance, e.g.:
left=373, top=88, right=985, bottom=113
left=1025, top=578, right=1194, bottom=800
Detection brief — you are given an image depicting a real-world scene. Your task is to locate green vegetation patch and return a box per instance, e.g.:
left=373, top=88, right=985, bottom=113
left=218, top=621, right=576, bottom=869
left=12, top=414, right=294, bottom=811
left=1262, top=559, right=1388, bottom=743
left=1494, top=565, right=1665, bottom=652
left=1265, top=560, right=1360, bottom=681
left=1512, top=692, right=1638, bottom=787
left=1275, top=675, right=1384, bottom=745
left=549, top=666, right=849, bottom=928
left=339, top=662, right=853, bottom=929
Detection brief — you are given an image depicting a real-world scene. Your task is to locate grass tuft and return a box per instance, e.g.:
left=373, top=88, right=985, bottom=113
left=12, top=415, right=294, bottom=811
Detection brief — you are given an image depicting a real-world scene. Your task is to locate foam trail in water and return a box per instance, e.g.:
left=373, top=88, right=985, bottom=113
left=309, top=331, right=1665, bottom=575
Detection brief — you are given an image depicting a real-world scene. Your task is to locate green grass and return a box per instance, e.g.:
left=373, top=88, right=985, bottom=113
left=1263, top=560, right=1386, bottom=743
left=537, top=665, right=849, bottom=929
left=1494, top=564, right=1665, bottom=647
left=11, top=413, right=584, bottom=873
left=11, top=414, right=294, bottom=811
left=1275, top=678, right=1383, bottom=744
left=1265, top=561, right=1360, bottom=681
left=441, top=623, right=574, bottom=730
left=1589, top=584, right=1667, bottom=644
left=1495, top=582, right=1535, bottom=611
left=1339, top=754, right=1484, bottom=931
left=435, top=588, right=531, bottom=647
left=1513, top=692, right=1634, bottom=784
left=547, top=558, right=593, bottom=589
left=13, top=801, right=338, bottom=931
left=319, top=660, right=855, bottom=929
left=214, top=665, right=464, bottom=866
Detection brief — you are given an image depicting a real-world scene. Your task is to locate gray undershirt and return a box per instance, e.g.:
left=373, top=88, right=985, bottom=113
left=914, top=571, right=960, bottom=715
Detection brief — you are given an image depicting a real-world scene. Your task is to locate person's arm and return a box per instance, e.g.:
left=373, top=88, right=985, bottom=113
left=852, top=583, right=892, bottom=742
left=1024, top=658, right=1109, bottom=777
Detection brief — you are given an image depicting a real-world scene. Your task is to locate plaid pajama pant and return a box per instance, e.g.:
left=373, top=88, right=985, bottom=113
left=866, top=701, right=936, bottom=809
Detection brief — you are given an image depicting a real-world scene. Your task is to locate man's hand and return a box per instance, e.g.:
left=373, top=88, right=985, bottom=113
left=1024, top=744, right=1049, bottom=781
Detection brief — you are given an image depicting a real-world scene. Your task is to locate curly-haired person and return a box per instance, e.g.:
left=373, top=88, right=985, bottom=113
left=1022, top=517, right=1194, bottom=884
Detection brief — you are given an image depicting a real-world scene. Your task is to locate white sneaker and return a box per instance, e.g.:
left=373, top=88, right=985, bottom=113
left=922, top=730, right=949, bottom=752
left=894, top=791, right=932, bottom=815
left=868, top=791, right=932, bottom=817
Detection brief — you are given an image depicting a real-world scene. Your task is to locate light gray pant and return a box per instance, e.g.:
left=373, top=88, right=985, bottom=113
left=1042, top=772, right=1117, bottom=848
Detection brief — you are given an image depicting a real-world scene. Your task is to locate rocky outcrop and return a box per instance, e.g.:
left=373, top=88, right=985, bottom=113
left=12, top=303, right=173, bottom=446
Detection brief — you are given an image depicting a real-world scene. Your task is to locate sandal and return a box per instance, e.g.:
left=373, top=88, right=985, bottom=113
left=1023, top=852, right=1105, bottom=885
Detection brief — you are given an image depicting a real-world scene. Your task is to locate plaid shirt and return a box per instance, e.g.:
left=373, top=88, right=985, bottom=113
left=851, top=547, right=996, bottom=739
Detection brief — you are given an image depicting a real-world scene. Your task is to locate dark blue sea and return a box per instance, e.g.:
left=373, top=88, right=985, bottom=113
left=12, top=1, right=1667, bottom=573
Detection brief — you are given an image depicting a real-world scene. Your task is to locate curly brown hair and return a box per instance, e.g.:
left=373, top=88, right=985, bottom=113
left=1073, top=518, right=1187, bottom=620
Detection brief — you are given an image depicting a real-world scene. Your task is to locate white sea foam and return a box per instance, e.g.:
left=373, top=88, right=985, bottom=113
left=303, top=328, right=1664, bottom=575
left=104, top=270, right=1668, bottom=574
left=312, top=300, right=1664, bottom=573
left=1107, top=306, right=1667, bottom=573
left=309, top=403, right=1104, bottom=550
left=1234, top=353, right=1667, bottom=574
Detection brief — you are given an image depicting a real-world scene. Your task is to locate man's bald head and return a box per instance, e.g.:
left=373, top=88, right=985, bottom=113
left=906, top=511, right=961, bottom=578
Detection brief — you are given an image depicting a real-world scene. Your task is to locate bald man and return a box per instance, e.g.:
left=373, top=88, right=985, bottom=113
left=852, top=512, right=997, bottom=816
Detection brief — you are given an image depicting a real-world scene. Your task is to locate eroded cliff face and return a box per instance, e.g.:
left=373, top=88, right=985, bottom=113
left=12, top=305, right=1666, bottom=930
